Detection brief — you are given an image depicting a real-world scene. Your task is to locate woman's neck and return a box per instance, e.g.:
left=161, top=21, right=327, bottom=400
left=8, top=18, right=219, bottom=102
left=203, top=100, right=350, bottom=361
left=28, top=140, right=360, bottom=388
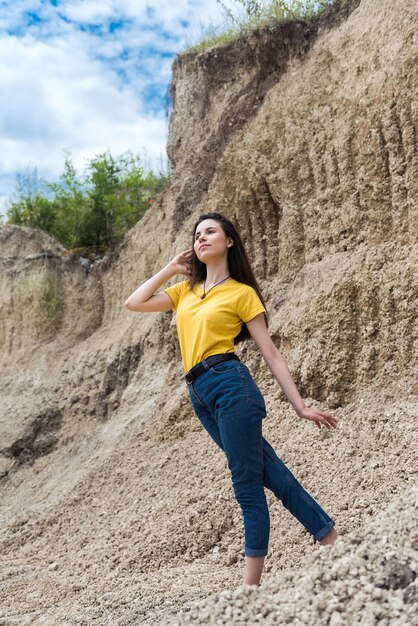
left=203, top=262, right=230, bottom=287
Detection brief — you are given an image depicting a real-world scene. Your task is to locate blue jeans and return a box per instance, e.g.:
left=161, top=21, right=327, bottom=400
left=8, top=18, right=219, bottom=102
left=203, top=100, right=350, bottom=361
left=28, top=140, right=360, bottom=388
left=186, top=358, right=336, bottom=557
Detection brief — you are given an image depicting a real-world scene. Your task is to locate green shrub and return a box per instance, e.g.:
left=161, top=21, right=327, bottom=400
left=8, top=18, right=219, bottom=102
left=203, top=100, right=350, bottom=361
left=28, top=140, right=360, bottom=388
left=6, top=151, right=169, bottom=257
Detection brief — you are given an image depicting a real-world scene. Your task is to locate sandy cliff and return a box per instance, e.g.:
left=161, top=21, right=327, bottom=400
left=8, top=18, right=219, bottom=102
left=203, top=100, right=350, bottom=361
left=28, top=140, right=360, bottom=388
left=0, top=0, right=417, bottom=624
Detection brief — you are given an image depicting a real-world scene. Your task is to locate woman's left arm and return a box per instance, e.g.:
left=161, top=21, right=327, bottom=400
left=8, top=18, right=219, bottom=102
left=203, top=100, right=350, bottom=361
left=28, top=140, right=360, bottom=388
left=246, top=313, right=338, bottom=430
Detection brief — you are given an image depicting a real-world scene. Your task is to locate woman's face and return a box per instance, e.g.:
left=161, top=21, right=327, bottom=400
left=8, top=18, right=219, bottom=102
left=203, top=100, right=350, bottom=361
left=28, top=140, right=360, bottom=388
left=193, top=218, right=233, bottom=262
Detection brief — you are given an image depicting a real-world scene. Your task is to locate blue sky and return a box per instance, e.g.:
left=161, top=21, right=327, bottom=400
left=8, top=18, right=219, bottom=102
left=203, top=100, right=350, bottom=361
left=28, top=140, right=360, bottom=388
left=0, top=0, right=229, bottom=214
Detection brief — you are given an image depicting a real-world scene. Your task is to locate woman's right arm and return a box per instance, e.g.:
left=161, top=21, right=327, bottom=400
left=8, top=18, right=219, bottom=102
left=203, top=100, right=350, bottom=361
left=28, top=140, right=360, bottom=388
left=123, top=249, right=193, bottom=312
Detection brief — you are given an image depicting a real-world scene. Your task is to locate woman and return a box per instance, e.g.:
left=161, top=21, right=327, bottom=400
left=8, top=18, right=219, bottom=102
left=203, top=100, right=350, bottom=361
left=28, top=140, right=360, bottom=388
left=124, top=212, right=339, bottom=586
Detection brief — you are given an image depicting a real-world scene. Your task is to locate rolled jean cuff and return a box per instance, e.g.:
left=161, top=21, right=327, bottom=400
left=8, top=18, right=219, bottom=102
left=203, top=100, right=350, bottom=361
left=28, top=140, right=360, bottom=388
left=245, top=546, right=268, bottom=557
left=314, top=519, right=336, bottom=542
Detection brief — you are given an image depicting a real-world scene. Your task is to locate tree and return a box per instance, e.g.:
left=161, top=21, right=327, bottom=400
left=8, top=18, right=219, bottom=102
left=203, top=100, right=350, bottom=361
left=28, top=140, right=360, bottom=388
left=6, top=166, right=56, bottom=232
left=85, top=152, right=121, bottom=251
left=46, top=153, right=87, bottom=249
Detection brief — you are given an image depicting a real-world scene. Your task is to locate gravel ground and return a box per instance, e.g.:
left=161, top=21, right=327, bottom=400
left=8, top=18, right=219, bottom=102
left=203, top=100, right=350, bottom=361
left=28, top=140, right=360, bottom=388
left=166, top=482, right=418, bottom=626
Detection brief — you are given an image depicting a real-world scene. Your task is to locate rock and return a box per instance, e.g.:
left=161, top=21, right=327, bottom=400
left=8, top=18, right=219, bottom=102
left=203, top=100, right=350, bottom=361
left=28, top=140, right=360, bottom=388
left=376, top=558, right=417, bottom=590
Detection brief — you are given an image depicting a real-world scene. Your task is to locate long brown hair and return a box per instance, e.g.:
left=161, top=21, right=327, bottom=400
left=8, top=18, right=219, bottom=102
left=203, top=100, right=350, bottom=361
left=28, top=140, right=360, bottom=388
left=189, top=212, right=268, bottom=344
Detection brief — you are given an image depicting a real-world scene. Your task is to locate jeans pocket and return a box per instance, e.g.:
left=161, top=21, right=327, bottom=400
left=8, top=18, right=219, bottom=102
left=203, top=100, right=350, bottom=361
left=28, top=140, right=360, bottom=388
left=210, top=360, right=239, bottom=374
left=188, top=384, right=208, bottom=411
left=237, top=366, right=267, bottom=416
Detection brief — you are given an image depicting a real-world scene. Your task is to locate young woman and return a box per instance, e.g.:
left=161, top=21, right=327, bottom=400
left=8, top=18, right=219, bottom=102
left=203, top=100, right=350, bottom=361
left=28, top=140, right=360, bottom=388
left=124, top=212, right=339, bottom=586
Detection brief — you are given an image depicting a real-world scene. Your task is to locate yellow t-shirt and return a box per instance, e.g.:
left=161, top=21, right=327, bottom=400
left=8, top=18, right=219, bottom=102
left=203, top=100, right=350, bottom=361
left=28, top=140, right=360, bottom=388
left=163, top=278, right=266, bottom=372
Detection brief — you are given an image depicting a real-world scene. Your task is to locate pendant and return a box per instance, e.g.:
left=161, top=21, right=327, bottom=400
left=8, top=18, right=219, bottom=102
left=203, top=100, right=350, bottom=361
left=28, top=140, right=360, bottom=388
left=201, top=294, right=206, bottom=299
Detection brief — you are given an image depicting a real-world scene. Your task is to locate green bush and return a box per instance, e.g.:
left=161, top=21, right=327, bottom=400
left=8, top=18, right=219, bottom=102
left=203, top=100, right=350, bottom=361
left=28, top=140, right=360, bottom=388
left=6, top=151, right=169, bottom=257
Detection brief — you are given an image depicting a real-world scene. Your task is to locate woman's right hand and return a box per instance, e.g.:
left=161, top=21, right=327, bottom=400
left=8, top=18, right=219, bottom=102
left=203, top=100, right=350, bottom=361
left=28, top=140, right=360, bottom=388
left=167, top=248, right=193, bottom=277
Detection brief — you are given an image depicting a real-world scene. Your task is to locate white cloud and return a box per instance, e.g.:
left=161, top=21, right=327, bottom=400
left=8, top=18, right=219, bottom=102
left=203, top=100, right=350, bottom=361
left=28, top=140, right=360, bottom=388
left=58, top=0, right=116, bottom=23
left=0, top=0, right=227, bottom=215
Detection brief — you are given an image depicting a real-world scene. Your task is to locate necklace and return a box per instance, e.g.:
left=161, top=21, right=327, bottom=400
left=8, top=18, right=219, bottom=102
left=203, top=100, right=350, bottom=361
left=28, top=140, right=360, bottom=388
left=200, top=275, right=231, bottom=299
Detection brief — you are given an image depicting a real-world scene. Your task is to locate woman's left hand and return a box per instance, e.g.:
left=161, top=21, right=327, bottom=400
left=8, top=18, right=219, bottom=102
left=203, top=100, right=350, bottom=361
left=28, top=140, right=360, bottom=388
left=297, top=406, right=338, bottom=430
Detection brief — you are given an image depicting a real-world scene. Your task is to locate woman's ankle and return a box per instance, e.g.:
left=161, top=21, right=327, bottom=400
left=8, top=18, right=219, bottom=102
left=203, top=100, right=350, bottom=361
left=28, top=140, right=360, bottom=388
left=243, top=555, right=265, bottom=585
left=319, top=526, right=338, bottom=546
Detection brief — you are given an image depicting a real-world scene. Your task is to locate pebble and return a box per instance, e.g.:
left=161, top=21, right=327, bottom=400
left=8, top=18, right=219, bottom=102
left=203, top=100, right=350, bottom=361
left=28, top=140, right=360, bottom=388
left=329, top=612, right=344, bottom=626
